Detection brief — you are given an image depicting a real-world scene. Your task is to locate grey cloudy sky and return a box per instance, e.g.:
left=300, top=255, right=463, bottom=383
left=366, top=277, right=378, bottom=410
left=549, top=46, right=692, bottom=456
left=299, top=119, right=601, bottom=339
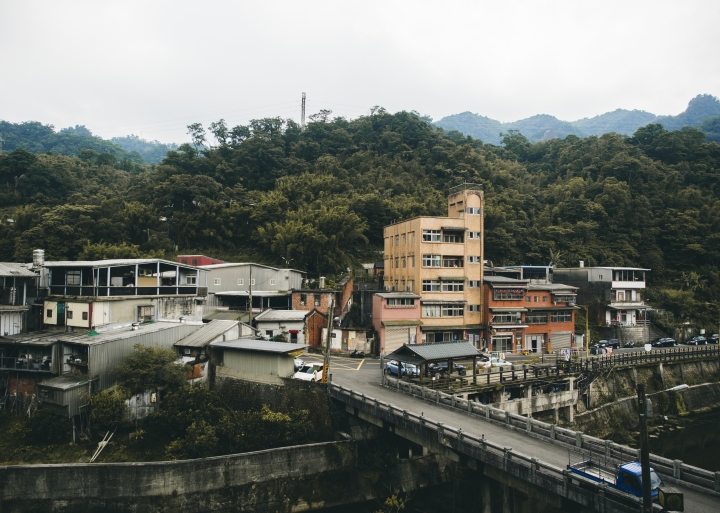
left=1, top=0, right=718, bottom=144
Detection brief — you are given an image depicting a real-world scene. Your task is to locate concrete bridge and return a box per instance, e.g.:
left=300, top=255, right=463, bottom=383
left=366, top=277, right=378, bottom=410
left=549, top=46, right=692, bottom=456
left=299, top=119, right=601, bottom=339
left=330, top=372, right=720, bottom=512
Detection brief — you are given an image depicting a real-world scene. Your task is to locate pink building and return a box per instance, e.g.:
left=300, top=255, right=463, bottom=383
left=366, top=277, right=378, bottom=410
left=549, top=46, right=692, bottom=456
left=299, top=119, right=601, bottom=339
left=372, top=292, right=422, bottom=355
left=177, top=255, right=226, bottom=266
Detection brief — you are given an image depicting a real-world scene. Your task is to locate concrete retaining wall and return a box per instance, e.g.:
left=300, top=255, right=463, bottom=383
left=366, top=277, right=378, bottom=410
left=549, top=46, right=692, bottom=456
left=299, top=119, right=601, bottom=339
left=0, top=442, right=355, bottom=513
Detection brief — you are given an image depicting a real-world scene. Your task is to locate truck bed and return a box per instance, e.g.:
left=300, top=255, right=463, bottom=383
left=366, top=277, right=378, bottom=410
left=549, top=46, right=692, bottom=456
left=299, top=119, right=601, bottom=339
left=570, top=460, right=618, bottom=485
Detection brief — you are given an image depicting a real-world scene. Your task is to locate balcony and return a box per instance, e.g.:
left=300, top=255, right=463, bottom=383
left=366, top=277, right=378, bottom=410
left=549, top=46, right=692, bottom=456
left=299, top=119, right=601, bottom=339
left=0, top=356, right=53, bottom=372
left=49, top=285, right=199, bottom=296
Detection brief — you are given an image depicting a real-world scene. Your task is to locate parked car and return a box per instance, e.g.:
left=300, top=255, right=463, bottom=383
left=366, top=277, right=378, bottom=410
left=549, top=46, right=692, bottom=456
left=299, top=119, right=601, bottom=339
left=708, top=334, right=719, bottom=344
left=686, top=336, right=707, bottom=346
left=607, top=339, right=620, bottom=349
left=477, top=357, right=513, bottom=369
left=294, top=358, right=305, bottom=372
left=651, top=337, right=676, bottom=348
left=293, top=362, right=324, bottom=381
left=427, top=361, right=466, bottom=377
left=385, top=360, right=420, bottom=377
left=596, top=340, right=610, bottom=348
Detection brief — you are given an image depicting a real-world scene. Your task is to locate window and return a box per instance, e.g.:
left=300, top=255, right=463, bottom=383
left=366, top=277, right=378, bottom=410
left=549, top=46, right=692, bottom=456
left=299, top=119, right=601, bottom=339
left=534, top=296, right=539, bottom=302
left=270, top=279, right=276, bottom=286
left=214, top=278, right=221, bottom=286
left=251, top=279, right=255, bottom=286
left=422, top=280, right=441, bottom=292
left=46, top=309, right=52, bottom=318
left=443, top=233, right=464, bottom=243
left=394, top=280, right=399, bottom=290
left=466, top=207, right=481, bottom=215
left=526, top=296, right=531, bottom=302
left=402, top=233, right=406, bottom=244
left=300, top=293, right=307, bottom=305
left=314, top=294, right=321, bottom=306
left=82, top=312, right=88, bottom=321
left=468, top=304, right=481, bottom=312
left=422, top=304, right=440, bottom=317
left=184, top=348, right=191, bottom=355
left=192, top=259, right=198, bottom=266
left=551, top=311, right=572, bottom=322
left=493, top=336, right=513, bottom=352
left=442, top=303, right=464, bottom=317
left=422, top=254, right=441, bottom=267
left=442, top=257, right=464, bottom=268
left=266, top=330, right=274, bottom=336
left=66, top=270, right=81, bottom=285
left=442, top=280, right=464, bottom=292
left=395, top=257, right=399, bottom=268
left=401, top=257, right=406, bottom=268
left=492, top=312, right=522, bottom=324
left=468, top=280, right=480, bottom=288
left=66, top=311, right=73, bottom=319
left=395, top=235, right=399, bottom=246
left=238, top=278, right=244, bottom=285
left=387, top=298, right=415, bottom=306
left=467, top=256, right=481, bottom=263
left=401, top=280, right=405, bottom=290
left=526, top=311, right=548, bottom=324
left=422, top=230, right=441, bottom=242
left=543, top=296, right=548, bottom=302
left=409, top=256, right=415, bottom=267
left=468, top=231, right=481, bottom=239
left=410, top=231, right=415, bottom=243
left=407, top=280, right=415, bottom=292
left=493, top=289, right=525, bottom=300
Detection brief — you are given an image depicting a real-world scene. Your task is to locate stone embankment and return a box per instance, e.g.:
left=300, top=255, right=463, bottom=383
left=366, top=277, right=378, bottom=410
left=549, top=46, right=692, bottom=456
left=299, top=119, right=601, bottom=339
left=573, top=358, right=720, bottom=438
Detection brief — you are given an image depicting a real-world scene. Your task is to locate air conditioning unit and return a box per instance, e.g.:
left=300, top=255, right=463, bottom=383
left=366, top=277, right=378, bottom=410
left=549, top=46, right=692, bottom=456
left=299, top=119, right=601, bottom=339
left=197, top=287, right=208, bottom=297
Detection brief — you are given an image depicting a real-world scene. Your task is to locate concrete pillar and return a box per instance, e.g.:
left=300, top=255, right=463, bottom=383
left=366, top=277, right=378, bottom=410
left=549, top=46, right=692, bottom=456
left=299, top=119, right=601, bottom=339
left=566, top=405, right=574, bottom=423
left=553, top=408, right=559, bottom=423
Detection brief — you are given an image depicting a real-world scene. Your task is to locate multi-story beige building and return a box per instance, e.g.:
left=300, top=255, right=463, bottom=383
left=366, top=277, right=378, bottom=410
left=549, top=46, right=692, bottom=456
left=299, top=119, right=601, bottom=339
left=383, top=184, right=484, bottom=346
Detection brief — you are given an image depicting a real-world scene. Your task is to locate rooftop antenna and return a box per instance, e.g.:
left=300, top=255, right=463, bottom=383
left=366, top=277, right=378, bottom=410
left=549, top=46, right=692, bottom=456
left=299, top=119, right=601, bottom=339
left=301, top=92, right=306, bottom=131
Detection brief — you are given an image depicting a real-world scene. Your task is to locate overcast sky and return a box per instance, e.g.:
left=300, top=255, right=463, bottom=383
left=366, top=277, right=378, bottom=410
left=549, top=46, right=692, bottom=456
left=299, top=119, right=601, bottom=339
left=1, top=1, right=718, bottom=144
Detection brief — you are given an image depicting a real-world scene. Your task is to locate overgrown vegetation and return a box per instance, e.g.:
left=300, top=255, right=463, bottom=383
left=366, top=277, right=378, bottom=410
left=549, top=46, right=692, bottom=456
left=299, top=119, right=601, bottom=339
left=1, top=104, right=720, bottom=330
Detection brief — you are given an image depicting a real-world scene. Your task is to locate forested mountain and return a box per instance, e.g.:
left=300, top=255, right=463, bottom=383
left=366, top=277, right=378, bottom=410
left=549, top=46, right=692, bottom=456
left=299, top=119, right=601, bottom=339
left=435, top=94, right=720, bottom=144
left=0, top=110, right=719, bottom=330
left=0, top=122, right=146, bottom=167
left=111, top=135, right=179, bottom=164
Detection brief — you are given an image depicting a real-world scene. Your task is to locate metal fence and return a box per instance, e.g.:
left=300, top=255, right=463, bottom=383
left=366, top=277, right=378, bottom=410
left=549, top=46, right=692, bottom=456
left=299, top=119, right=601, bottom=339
left=330, top=384, right=662, bottom=513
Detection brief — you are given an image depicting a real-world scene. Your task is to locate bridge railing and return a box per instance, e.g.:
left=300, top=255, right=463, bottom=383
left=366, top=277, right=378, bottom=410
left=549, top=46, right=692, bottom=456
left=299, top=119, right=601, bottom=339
left=330, top=384, right=660, bottom=513
left=561, top=345, right=720, bottom=374
left=383, top=376, right=720, bottom=495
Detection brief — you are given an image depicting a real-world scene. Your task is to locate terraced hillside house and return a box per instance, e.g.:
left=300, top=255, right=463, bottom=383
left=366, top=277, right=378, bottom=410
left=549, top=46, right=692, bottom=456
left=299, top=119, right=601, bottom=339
left=382, top=184, right=484, bottom=345
left=40, top=258, right=208, bottom=329
left=482, top=276, right=578, bottom=354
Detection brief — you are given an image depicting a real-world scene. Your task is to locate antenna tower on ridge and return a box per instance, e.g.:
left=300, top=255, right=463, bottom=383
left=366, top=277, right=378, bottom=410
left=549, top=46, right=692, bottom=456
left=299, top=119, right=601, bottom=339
left=301, top=92, right=306, bottom=130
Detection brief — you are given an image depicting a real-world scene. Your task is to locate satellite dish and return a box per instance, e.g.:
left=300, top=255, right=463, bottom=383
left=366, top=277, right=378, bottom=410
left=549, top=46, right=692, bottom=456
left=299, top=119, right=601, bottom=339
left=644, top=344, right=652, bottom=352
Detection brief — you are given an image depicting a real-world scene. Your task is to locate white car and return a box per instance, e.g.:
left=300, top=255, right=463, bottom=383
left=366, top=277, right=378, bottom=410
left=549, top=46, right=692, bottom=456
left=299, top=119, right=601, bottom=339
left=477, top=357, right=513, bottom=369
left=293, top=362, right=324, bottom=382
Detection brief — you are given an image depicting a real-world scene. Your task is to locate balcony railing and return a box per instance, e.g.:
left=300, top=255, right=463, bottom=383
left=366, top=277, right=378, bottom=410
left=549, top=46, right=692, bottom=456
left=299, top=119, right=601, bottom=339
left=49, top=285, right=199, bottom=296
left=0, top=356, right=53, bottom=372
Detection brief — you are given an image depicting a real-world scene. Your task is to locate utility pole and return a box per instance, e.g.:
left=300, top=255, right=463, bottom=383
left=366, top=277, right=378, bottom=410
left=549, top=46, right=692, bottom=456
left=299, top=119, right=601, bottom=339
left=301, top=92, right=306, bottom=131
left=322, top=300, right=334, bottom=383
left=637, top=383, right=652, bottom=513
left=248, top=264, right=253, bottom=325
left=585, top=305, right=590, bottom=356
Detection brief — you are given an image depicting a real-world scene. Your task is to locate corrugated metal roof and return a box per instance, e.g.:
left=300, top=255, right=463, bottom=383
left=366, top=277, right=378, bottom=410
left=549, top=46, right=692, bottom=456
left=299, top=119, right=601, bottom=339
left=36, top=374, right=90, bottom=390
left=254, top=309, right=310, bottom=322
left=483, top=276, right=528, bottom=284
left=174, top=320, right=239, bottom=348
left=387, top=341, right=482, bottom=363
left=203, top=310, right=251, bottom=322
left=0, top=263, right=37, bottom=277
left=42, top=259, right=201, bottom=269
left=202, top=262, right=303, bottom=273
left=215, top=290, right=290, bottom=297
left=527, top=283, right=578, bottom=291
left=210, top=339, right=307, bottom=353
left=57, top=321, right=201, bottom=346
left=0, top=330, right=66, bottom=346
left=382, top=320, right=422, bottom=326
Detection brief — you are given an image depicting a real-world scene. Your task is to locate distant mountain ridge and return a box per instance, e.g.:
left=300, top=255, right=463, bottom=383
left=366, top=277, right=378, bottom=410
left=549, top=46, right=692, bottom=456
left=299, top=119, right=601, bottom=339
left=435, top=94, right=720, bottom=144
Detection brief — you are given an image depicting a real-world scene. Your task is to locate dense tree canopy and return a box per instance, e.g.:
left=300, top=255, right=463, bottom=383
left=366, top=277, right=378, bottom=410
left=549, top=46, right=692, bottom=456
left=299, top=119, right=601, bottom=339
left=1, top=109, right=719, bottom=330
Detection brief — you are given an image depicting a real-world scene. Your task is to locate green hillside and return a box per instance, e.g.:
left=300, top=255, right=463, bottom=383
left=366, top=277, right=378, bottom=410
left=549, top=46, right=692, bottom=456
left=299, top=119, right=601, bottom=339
left=1, top=111, right=719, bottom=331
